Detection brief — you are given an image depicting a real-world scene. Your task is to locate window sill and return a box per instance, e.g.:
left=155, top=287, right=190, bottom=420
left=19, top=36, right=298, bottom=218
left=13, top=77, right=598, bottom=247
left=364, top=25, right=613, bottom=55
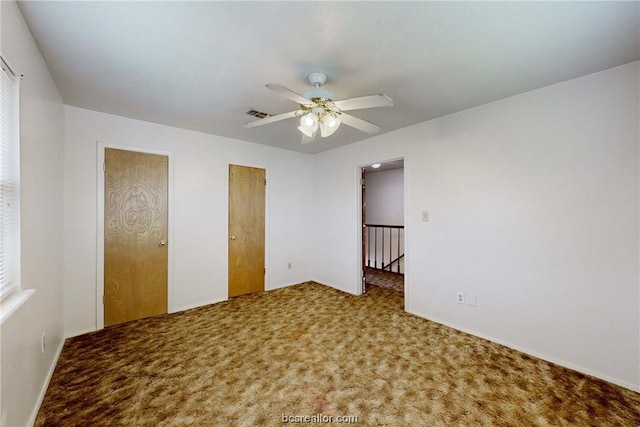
left=0, top=289, right=36, bottom=325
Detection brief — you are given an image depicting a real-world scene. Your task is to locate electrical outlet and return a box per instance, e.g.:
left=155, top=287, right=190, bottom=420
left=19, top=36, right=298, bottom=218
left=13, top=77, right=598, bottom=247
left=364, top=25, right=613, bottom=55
left=456, top=291, right=465, bottom=304
left=468, top=295, right=477, bottom=307
left=287, top=262, right=292, bottom=270
left=41, top=332, right=46, bottom=354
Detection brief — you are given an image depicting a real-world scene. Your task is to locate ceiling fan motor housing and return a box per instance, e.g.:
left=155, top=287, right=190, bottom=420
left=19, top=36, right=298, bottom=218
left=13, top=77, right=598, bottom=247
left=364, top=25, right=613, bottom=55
left=303, top=71, right=335, bottom=101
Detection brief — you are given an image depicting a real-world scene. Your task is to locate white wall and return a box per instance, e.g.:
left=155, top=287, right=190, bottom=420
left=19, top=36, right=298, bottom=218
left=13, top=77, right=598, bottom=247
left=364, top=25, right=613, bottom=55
left=64, top=106, right=314, bottom=336
left=0, top=1, right=66, bottom=425
left=312, top=62, right=640, bottom=391
left=365, top=168, right=404, bottom=226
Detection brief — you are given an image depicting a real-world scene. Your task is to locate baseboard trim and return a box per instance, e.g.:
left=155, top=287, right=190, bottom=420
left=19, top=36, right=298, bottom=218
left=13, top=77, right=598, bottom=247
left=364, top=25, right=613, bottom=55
left=65, top=300, right=227, bottom=339
left=266, top=281, right=310, bottom=291
left=27, top=339, right=64, bottom=426
left=65, top=328, right=97, bottom=339
left=405, top=307, right=640, bottom=393
left=309, top=279, right=359, bottom=296
left=172, top=298, right=224, bottom=314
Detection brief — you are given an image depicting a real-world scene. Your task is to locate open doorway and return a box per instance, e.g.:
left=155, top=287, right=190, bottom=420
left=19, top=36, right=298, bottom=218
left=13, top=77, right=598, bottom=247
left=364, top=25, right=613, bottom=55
left=361, top=159, right=404, bottom=293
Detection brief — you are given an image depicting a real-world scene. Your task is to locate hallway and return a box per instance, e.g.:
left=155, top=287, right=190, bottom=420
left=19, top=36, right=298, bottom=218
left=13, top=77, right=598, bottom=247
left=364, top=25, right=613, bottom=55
left=364, top=266, right=403, bottom=293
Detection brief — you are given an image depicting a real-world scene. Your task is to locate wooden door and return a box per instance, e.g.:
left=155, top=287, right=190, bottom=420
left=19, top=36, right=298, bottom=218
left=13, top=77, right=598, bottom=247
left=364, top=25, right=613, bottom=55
left=228, top=164, right=265, bottom=298
left=104, top=148, right=168, bottom=326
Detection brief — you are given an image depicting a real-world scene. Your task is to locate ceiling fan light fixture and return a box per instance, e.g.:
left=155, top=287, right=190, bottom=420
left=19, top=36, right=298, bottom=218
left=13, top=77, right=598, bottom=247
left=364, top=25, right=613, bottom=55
left=319, top=114, right=341, bottom=137
left=297, top=125, right=315, bottom=138
left=298, top=112, right=318, bottom=137
left=251, top=71, right=392, bottom=144
left=324, top=114, right=339, bottom=128
left=300, top=112, right=317, bottom=128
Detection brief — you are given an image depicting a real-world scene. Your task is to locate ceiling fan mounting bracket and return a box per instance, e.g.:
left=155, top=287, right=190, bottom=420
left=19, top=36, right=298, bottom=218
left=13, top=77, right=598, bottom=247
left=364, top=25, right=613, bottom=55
left=307, top=71, right=328, bottom=87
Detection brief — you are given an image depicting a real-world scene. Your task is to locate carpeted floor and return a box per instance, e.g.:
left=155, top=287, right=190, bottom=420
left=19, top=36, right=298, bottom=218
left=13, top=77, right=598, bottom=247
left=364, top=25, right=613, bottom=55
left=36, top=282, right=639, bottom=426
left=365, top=267, right=403, bottom=293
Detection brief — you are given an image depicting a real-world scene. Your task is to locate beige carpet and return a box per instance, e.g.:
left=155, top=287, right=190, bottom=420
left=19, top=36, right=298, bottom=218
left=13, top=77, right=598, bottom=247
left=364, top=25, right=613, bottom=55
left=36, top=282, right=639, bottom=426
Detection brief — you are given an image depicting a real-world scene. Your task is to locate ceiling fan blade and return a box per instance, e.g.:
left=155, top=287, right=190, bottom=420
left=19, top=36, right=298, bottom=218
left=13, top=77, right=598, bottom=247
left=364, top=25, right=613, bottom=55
left=244, top=110, right=299, bottom=128
left=333, top=94, right=393, bottom=111
left=339, top=113, right=381, bottom=134
left=266, top=84, right=316, bottom=107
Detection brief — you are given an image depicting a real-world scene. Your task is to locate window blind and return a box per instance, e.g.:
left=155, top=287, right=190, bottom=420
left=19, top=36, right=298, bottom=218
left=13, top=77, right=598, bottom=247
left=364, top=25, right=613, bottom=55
left=0, top=55, right=20, bottom=300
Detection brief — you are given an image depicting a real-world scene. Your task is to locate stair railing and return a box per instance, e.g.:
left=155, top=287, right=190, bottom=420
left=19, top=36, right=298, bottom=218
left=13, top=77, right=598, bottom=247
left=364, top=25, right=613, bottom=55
left=365, top=224, right=404, bottom=274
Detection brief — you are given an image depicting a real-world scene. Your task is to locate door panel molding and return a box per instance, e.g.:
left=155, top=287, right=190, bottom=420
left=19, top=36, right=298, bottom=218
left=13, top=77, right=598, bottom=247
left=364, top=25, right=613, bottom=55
left=96, top=142, right=175, bottom=330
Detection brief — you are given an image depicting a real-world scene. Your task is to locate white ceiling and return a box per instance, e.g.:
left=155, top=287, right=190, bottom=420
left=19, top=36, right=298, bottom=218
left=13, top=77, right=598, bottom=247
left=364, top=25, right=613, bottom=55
left=17, top=1, right=640, bottom=154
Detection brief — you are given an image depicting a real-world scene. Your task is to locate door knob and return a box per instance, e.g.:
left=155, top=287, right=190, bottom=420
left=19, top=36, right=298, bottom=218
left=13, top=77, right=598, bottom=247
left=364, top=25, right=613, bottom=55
left=159, top=240, right=166, bottom=246
left=230, top=236, right=236, bottom=240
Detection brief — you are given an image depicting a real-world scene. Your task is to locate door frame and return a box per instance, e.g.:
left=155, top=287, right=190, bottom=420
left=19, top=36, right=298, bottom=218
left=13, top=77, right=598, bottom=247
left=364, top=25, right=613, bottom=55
left=96, top=141, right=175, bottom=330
left=355, top=154, right=408, bottom=296
left=226, top=161, right=270, bottom=297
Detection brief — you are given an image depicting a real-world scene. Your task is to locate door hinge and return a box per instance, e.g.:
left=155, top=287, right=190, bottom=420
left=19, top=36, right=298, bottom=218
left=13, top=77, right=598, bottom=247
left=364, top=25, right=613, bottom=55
left=264, top=268, right=266, bottom=274
left=102, top=295, right=105, bottom=304
left=103, top=163, right=106, bottom=172
left=264, top=179, right=267, bottom=185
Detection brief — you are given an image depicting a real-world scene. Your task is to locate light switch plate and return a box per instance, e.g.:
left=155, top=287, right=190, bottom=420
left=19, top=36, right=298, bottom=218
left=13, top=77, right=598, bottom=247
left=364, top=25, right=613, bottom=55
left=468, top=295, right=477, bottom=307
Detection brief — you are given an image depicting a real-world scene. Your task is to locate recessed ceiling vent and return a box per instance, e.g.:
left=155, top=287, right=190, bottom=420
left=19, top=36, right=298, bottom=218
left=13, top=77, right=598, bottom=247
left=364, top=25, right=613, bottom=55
left=246, top=109, right=271, bottom=119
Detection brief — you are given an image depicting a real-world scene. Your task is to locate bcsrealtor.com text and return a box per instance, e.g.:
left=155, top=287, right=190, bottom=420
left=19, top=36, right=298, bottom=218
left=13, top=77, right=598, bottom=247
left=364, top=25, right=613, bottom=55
left=281, top=414, right=359, bottom=424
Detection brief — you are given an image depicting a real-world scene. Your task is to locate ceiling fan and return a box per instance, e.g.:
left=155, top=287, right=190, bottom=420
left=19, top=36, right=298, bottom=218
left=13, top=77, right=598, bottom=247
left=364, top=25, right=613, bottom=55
left=244, top=72, right=393, bottom=143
